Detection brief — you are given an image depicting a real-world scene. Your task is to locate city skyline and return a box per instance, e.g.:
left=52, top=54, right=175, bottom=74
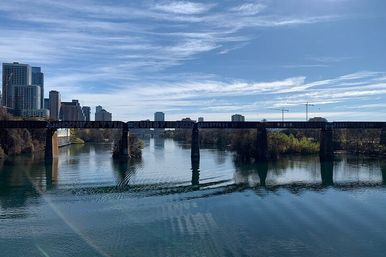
left=0, top=1, right=385, bottom=121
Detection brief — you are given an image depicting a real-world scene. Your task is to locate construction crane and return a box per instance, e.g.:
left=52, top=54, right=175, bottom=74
left=275, top=107, right=289, bottom=122
left=305, top=102, right=314, bottom=121
left=3, top=72, right=13, bottom=107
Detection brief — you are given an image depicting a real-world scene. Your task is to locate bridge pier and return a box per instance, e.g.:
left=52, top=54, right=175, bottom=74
left=191, top=123, right=200, bottom=163
left=113, top=124, right=129, bottom=159
left=380, top=128, right=386, bottom=145
left=45, top=128, right=58, bottom=163
left=256, top=127, right=268, bottom=161
left=320, top=127, right=334, bottom=161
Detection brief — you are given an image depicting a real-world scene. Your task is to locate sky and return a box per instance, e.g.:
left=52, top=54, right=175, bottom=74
left=0, top=0, right=386, bottom=121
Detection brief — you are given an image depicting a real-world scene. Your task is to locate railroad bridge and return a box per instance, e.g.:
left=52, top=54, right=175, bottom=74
left=1, top=120, right=386, bottom=162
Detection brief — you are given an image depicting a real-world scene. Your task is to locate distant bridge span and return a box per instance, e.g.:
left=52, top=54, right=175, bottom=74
left=1, top=120, right=386, bottom=162
left=1, top=120, right=386, bottom=129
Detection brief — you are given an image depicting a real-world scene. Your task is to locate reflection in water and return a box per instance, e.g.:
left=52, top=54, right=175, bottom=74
left=381, top=161, right=386, bottom=185
left=45, top=159, right=58, bottom=189
left=153, top=136, right=165, bottom=149
left=0, top=156, right=44, bottom=211
left=257, top=162, right=268, bottom=187
left=2, top=143, right=386, bottom=257
left=321, top=161, right=334, bottom=186
left=113, top=157, right=143, bottom=187
left=191, top=158, right=200, bottom=186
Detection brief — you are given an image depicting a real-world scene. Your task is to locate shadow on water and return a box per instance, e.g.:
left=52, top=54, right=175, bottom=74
left=0, top=155, right=47, bottom=212
left=112, top=157, right=144, bottom=187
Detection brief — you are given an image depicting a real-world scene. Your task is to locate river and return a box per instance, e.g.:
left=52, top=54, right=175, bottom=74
left=1, top=138, right=386, bottom=257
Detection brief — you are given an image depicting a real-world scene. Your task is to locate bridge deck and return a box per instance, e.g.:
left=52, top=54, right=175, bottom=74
left=0, top=120, right=385, bottom=129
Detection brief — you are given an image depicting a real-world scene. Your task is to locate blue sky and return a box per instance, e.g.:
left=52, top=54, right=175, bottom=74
left=1, top=0, right=386, bottom=121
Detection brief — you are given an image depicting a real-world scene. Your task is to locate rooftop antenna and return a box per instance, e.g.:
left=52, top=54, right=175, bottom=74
left=305, top=102, right=314, bottom=121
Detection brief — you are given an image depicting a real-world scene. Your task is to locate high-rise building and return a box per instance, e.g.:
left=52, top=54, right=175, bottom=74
left=60, top=100, right=84, bottom=121
left=82, top=106, right=91, bottom=121
left=14, top=85, right=41, bottom=110
left=95, top=106, right=112, bottom=121
left=49, top=90, right=61, bottom=120
left=32, top=67, right=44, bottom=108
left=154, top=112, right=165, bottom=121
left=2, top=62, right=31, bottom=108
left=154, top=112, right=165, bottom=134
left=231, top=114, right=245, bottom=122
left=198, top=117, right=204, bottom=122
left=96, top=105, right=103, bottom=113
left=44, top=98, right=50, bottom=109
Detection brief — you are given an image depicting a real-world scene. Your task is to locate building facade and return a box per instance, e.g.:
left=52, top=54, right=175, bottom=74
left=154, top=112, right=165, bottom=121
left=231, top=114, right=245, bottom=122
left=49, top=90, right=61, bottom=120
left=2, top=62, right=46, bottom=118
left=95, top=106, right=112, bottom=121
left=82, top=106, right=91, bottom=121
left=60, top=100, right=85, bottom=121
left=2, top=62, right=31, bottom=108
left=14, top=85, right=41, bottom=110
left=32, top=67, right=44, bottom=108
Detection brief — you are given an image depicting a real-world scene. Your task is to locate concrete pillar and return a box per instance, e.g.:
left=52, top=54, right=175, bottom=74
left=45, top=128, right=58, bottom=163
left=113, top=124, right=129, bottom=159
left=191, top=123, right=200, bottom=162
left=256, top=127, right=268, bottom=161
left=320, top=161, right=334, bottom=186
left=320, top=127, right=334, bottom=161
left=380, top=128, right=386, bottom=145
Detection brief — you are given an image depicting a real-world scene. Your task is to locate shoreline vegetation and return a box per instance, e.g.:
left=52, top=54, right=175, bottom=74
left=0, top=108, right=144, bottom=159
left=73, top=129, right=144, bottom=158
left=0, top=108, right=45, bottom=159
left=162, top=128, right=386, bottom=161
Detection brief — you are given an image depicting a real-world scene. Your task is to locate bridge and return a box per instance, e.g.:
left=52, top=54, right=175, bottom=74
left=1, top=120, right=386, bottom=162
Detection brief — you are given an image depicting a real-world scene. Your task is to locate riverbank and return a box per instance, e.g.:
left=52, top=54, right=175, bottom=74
left=163, top=129, right=319, bottom=161
left=163, top=128, right=386, bottom=161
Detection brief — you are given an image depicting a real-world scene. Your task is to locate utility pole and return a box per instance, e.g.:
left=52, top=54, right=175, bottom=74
left=305, top=102, right=314, bottom=121
left=275, top=108, right=289, bottom=121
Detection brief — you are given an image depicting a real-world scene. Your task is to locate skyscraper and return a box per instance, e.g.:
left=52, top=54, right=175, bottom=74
left=154, top=112, right=165, bottom=121
left=49, top=90, right=61, bottom=120
left=60, top=100, right=84, bottom=121
left=2, top=62, right=31, bottom=108
left=95, top=106, right=112, bottom=121
left=32, top=67, right=44, bottom=108
left=154, top=112, right=165, bottom=134
left=231, top=114, right=245, bottom=122
left=82, top=106, right=91, bottom=121
left=14, top=85, right=41, bottom=110
left=44, top=98, right=50, bottom=109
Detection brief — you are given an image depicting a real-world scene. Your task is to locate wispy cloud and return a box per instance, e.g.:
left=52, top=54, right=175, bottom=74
left=1, top=0, right=376, bottom=121
left=231, top=2, right=266, bottom=15
left=152, top=1, right=215, bottom=15
left=55, top=70, right=386, bottom=120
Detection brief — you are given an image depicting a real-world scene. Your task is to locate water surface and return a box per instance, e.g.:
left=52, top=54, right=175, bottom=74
left=1, top=138, right=386, bottom=257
